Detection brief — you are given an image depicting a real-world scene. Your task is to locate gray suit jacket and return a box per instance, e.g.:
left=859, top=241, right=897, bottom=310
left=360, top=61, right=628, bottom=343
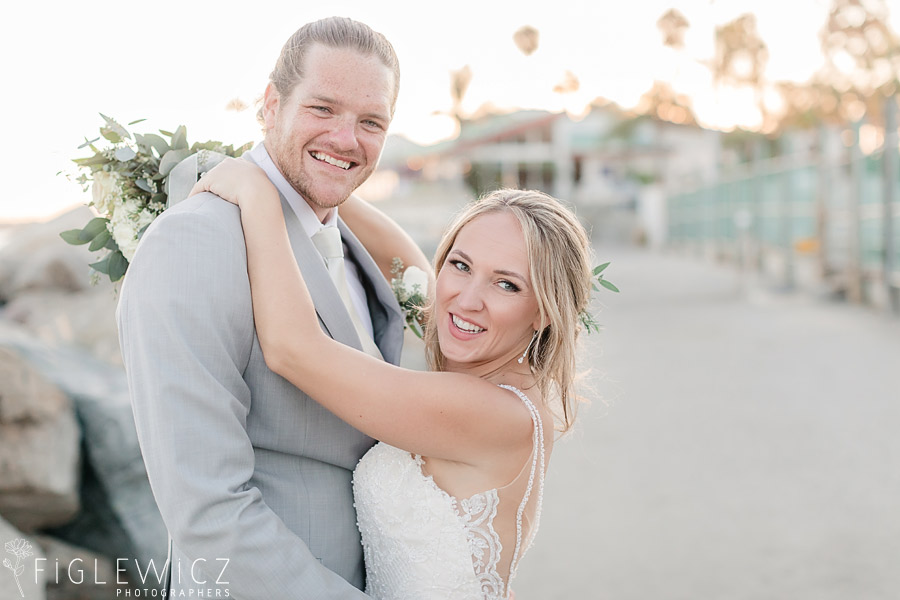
left=117, top=159, right=404, bottom=598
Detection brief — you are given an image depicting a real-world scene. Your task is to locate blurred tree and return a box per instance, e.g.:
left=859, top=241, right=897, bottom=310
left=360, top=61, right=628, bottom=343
left=635, top=80, right=697, bottom=126
left=711, top=14, right=771, bottom=127
left=552, top=70, right=580, bottom=95
left=772, top=0, right=900, bottom=130
left=654, top=8, right=692, bottom=124
left=449, top=65, right=473, bottom=125
left=657, top=8, right=690, bottom=49
left=773, top=80, right=845, bottom=129
left=712, top=14, right=768, bottom=89
left=513, top=25, right=540, bottom=56
left=817, top=0, right=900, bottom=125
left=225, top=98, right=248, bottom=112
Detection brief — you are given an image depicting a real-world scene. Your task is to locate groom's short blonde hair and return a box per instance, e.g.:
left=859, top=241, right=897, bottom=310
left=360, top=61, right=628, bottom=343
left=257, top=17, right=400, bottom=123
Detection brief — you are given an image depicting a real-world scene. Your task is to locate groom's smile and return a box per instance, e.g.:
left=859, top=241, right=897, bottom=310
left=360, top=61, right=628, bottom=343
left=310, top=151, right=355, bottom=170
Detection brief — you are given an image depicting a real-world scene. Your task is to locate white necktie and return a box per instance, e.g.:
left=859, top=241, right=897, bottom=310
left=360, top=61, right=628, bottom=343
left=311, top=227, right=383, bottom=360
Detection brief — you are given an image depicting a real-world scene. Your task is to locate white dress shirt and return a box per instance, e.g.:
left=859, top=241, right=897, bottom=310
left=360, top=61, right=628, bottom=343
left=249, top=143, right=375, bottom=338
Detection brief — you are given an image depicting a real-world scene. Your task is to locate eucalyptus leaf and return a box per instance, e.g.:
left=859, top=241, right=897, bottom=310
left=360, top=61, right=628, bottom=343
left=89, top=253, right=111, bottom=275
left=78, top=136, right=101, bottom=150
left=142, top=133, right=170, bottom=157
left=171, top=125, right=188, bottom=150
left=115, top=146, right=137, bottom=161
left=80, top=217, right=109, bottom=241
left=191, top=140, right=223, bottom=152
left=60, top=229, right=90, bottom=245
left=89, top=229, right=112, bottom=251
left=159, top=129, right=174, bottom=137
left=159, top=149, right=192, bottom=177
left=593, top=262, right=610, bottom=275
left=134, top=133, right=151, bottom=154
left=599, top=279, right=620, bottom=293
left=108, top=250, right=128, bottom=281
left=135, top=178, right=153, bottom=193
left=128, top=118, right=147, bottom=125
left=100, top=128, right=122, bottom=144
left=100, top=113, right=131, bottom=140
left=73, top=155, right=110, bottom=167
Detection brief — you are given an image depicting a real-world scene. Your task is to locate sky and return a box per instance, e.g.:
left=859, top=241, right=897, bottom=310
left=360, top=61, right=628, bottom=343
left=2, top=0, right=897, bottom=222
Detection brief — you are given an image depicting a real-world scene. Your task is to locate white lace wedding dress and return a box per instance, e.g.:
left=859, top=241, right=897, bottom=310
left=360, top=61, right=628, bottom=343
left=352, top=385, right=546, bottom=600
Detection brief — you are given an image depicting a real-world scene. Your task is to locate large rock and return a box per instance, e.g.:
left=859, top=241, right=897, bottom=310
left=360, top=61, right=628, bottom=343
left=0, top=207, right=99, bottom=302
left=0, top=321, right=167, bottom=579
left=3, top=288, right=122, bottom=366
left=0, top=515, right=47, bottom=600
left=0, top=346, right=80, bottom=531
left=0, top=207, right=122, bottom=367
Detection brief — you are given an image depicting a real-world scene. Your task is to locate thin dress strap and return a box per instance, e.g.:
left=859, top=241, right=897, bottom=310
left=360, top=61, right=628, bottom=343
left=497, top=384, right=546, bottom=581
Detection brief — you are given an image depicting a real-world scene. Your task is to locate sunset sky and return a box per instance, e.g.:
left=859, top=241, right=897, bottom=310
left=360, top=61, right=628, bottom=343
left=2, top=0, right=897, bottom=222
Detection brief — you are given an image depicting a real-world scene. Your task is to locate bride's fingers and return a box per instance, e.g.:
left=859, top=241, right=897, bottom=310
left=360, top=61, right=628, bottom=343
left=187, top=176, right=210, bottom=199
left=186, top=163, right=242, bottom=205
left=184, top=158, right=270, bottom=207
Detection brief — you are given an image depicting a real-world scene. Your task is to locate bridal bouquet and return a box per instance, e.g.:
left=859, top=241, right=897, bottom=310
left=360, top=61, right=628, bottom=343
left=61, top=114, right=251, bottom=282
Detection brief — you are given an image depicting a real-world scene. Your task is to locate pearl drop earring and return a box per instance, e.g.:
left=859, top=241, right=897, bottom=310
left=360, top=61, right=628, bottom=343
left=518, top=331, right=539, bottom=364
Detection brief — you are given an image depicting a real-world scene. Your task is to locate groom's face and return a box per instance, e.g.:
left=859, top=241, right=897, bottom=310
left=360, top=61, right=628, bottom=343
left=263, top=43, right=395, bottom=220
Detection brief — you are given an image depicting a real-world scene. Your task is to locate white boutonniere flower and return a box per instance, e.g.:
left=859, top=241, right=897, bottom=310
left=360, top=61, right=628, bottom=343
left=390, top=258, right=428, bottom=339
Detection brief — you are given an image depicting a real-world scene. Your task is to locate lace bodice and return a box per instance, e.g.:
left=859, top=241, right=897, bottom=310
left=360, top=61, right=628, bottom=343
left=352, top=385, right=546, bottom=600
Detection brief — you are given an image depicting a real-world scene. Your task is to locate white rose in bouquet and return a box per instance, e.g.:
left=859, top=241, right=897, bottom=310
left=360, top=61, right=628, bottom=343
left=108, top=199, right=155, bottom=261
left=91, top=171, right=120, bottom=215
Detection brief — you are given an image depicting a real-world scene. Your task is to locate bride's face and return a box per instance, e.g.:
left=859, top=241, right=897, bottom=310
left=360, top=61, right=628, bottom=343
left=434, top=211, right=541, bottom=373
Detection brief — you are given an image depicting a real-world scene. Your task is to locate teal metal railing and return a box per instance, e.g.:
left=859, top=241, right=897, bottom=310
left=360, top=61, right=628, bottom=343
left=668, top=121, right=900, bottom=313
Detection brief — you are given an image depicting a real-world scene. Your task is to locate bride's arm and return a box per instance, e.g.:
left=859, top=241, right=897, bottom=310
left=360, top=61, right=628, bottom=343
left=189, top=160, right=532, bottom=467
left=340, top=195, right=432, bottom=286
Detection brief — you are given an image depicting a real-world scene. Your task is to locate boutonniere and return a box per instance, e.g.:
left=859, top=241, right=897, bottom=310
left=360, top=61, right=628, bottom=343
left=390, top=258, right=428, bottom=339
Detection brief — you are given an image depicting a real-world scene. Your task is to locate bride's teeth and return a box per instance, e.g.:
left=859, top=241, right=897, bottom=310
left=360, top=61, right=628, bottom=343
left=452, top=315, right=485, bottom=333
left=312, top=152, right=351, bottom=170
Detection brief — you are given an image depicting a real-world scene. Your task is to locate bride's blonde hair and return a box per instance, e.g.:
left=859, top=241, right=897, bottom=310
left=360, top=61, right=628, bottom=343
left=423, top=189, right=593, bottom=432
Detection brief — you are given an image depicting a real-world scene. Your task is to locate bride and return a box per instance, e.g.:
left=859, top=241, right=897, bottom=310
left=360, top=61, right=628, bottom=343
left=190, top=160, right=595, bottom=599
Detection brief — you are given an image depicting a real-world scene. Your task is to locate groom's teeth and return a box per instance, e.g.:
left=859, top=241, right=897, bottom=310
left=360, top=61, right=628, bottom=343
left=452, top=315, right=485, bottom=333
left=312, top=152, right=352, bottom=170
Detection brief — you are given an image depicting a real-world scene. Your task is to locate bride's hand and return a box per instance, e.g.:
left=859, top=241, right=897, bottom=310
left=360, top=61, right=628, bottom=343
left=188, top=158, right=276, bottom=207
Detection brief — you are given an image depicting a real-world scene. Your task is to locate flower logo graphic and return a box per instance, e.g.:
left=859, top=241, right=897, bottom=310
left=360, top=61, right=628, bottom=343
left=4, top=538, right=33, bottom=597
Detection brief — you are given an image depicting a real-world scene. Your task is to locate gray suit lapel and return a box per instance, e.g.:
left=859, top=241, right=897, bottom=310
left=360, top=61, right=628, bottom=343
left=337, top=218, right=405, bottom=365
left=242, top=153, right=364, bottom=352
left=280, top=199, right=365, bottom=351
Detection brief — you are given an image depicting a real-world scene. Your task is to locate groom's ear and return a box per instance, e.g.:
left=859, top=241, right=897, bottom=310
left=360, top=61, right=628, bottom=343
left=262, top=83, right=280, bottom=132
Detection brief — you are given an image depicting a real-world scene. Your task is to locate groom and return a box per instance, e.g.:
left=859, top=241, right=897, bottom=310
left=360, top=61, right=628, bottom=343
left=117, top=17, right=404, bottom=598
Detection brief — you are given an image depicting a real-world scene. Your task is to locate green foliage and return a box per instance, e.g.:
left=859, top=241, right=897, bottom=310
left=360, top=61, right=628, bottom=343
left=61, top=114, right=251, bottom=283
left=390, top=257, right=428, bottom=339
left=88, top=249, right=128, bottom=281
left=581, top=262, right=619, bottom=334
